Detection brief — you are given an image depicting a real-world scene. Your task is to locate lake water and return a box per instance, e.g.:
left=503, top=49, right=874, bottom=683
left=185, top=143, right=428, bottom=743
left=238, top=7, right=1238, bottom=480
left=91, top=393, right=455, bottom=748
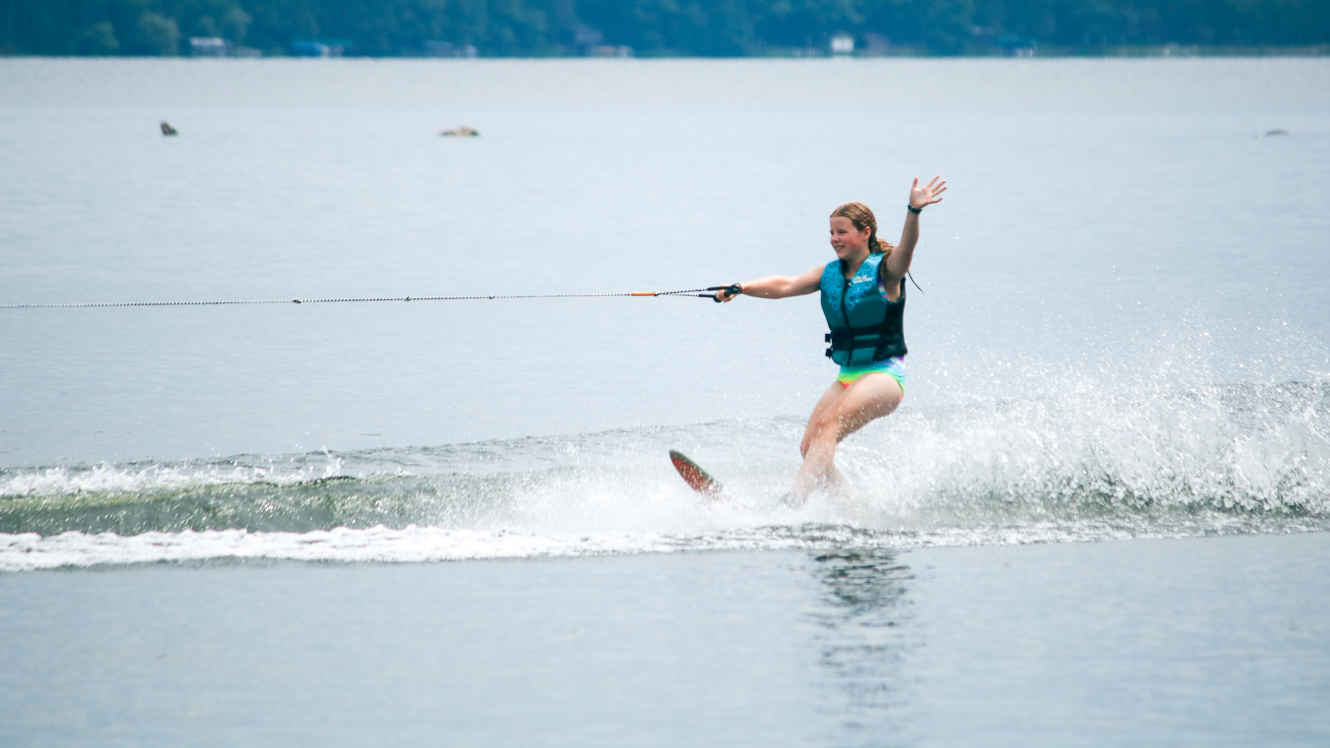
left=1, top=57, right=1328, bottom=744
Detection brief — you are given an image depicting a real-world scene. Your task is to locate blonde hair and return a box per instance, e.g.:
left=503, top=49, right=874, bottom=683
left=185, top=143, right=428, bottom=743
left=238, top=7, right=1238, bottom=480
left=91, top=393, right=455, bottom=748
left=830, top=202, right=894, bottom=256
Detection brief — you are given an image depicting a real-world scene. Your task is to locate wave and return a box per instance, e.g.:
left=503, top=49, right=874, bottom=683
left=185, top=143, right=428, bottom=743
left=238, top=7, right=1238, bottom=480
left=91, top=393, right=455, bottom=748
left=2, top=380, right=1327, bottom=571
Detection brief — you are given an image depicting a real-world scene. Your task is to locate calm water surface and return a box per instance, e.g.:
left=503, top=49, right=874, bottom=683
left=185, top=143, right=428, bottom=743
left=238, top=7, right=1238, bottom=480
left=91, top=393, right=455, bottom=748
left=2, top=534, right=1327, bottom=747
left=2, top=58, right=1327, bottom=465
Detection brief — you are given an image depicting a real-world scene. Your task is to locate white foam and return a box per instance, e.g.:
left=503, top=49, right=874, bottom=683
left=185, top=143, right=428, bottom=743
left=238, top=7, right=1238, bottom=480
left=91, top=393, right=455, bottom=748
left=4, top=514, right=1322, bottom=573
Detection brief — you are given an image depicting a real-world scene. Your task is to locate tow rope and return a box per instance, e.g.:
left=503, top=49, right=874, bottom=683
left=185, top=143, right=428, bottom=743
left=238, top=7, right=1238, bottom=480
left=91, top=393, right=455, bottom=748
left=0, top=285, right=744, bottom=310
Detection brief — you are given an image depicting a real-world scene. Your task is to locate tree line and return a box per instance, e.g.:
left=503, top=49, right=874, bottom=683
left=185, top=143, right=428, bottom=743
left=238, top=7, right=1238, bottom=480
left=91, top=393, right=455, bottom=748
left=2, top=0, right=1327, bottom=57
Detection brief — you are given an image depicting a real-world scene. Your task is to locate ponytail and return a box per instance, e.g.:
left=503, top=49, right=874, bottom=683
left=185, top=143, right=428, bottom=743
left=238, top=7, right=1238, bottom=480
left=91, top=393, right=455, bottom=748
left=869, top=230, right=895, bottom=256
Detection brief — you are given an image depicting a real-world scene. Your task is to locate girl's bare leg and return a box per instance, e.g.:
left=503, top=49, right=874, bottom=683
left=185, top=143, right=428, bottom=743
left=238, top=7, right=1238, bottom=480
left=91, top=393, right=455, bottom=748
left=791, top=373, right=904, bottom=499
left=800, top=381, right=848, bottom=458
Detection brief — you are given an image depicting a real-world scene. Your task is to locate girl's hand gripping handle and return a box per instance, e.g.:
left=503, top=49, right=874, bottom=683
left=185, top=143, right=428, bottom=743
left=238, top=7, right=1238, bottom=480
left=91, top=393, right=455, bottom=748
left=710, top=284, right=742, bottom=303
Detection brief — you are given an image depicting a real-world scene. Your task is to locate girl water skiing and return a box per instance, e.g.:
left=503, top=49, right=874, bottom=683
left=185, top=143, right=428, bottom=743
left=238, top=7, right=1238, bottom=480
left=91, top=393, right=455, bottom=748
left=716, top=177, right=946, bottom=500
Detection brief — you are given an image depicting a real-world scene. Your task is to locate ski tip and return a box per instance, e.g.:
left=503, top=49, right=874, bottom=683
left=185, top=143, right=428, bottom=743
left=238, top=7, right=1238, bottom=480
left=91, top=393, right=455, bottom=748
left=669, top=450, right=721, bottom=496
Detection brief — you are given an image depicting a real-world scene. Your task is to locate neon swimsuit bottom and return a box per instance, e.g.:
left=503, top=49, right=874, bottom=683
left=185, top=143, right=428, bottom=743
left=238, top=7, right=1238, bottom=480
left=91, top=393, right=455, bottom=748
left=836, top=356, right=906, bottom=392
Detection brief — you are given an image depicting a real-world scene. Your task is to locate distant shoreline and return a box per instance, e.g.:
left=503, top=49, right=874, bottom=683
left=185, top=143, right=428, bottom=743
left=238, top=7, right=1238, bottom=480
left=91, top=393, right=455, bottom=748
left=3, top=44, right=1329, bottom=59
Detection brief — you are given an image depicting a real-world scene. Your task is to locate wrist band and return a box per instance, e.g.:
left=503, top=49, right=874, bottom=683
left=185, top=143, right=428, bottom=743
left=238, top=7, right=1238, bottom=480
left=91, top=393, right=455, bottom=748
left=907, top=204, right=922, bottom=214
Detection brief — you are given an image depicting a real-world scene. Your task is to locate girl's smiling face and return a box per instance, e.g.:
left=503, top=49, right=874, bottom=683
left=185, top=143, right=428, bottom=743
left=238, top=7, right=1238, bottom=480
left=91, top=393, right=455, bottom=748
left=829, top=216, right=871, bottom=260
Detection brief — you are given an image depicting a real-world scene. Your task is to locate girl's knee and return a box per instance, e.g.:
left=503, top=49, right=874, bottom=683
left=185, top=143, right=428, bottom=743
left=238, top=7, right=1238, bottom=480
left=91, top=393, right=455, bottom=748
left=806, top=415, right=840, bottom=446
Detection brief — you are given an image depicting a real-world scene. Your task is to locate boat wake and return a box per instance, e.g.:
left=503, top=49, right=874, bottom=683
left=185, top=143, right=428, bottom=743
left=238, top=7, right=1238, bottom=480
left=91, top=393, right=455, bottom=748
left=2, top=380, right=1327, bottom=571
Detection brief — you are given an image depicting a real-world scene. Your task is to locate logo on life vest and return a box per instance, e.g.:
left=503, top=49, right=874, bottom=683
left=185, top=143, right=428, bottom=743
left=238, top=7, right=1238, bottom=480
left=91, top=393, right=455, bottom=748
left=851, top=276, right=874, bottom=284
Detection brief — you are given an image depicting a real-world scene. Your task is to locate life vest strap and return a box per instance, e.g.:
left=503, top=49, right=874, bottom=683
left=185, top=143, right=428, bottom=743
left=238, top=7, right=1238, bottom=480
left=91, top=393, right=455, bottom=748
left=825, top=326, right=895, bottom=358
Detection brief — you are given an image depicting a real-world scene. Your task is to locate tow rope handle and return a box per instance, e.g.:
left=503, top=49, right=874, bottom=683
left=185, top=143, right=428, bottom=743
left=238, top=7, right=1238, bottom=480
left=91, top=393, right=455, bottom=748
left=706, top=285, right=742, bottom=303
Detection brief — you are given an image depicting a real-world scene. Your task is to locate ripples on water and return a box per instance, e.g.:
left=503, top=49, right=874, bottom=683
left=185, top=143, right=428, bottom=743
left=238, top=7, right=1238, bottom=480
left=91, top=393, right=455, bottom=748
left=809, top=549, right=914, bottom=744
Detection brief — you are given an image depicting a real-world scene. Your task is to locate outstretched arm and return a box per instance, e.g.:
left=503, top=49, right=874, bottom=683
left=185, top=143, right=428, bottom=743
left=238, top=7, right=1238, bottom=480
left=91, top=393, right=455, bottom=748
left=884, top=176, right=947, bottom=282
left=715, top=265, right=823, bottom=302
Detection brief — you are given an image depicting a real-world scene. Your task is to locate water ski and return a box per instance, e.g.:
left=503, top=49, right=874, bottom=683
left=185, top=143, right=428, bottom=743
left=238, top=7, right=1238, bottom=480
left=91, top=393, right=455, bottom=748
left=669, top=450, right=722, bottom=497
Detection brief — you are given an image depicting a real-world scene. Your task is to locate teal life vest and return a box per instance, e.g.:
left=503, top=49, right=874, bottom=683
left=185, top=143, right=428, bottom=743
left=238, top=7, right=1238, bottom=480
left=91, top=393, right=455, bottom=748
left=820, top=252, right=907, bottom=366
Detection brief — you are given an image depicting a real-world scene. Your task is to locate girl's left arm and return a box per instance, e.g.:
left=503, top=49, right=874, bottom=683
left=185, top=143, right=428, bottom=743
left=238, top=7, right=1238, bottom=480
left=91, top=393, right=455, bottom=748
left=885, top=176, right=947, bottom=282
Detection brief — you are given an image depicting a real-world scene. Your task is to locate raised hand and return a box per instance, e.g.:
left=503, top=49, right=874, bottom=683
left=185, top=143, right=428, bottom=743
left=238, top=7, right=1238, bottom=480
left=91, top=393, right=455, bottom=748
left=909, top=176, right=947, bottom=210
